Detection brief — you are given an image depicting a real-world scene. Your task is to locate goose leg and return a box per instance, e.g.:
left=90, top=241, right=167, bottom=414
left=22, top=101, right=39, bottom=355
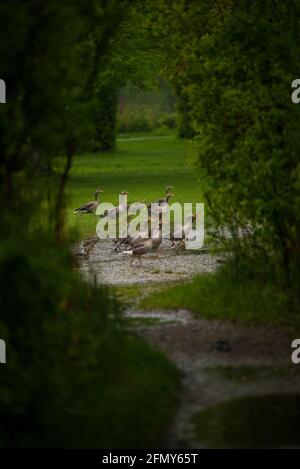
left=176, top=239, right=185, bottom=254
left=113, top=243, right=120, bottom=252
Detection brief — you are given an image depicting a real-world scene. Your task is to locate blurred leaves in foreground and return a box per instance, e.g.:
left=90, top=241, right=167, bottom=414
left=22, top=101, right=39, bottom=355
left=0, top=0, right=180, bottom=448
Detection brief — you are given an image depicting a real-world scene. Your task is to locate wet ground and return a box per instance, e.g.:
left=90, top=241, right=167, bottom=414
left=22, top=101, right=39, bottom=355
left=191, top=394, right=300, bottom=448
left=75, top=237, right=300, bottom=448
left=137, top=312, right=299, bottom=447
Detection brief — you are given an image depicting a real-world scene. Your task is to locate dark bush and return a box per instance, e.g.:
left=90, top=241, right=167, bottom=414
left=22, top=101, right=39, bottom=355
left=0, top=233, right=179, bottom=448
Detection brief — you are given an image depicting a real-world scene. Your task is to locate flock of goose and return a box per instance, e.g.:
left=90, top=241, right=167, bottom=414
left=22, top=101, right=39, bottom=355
left=74, top=186, right=196, bottom=266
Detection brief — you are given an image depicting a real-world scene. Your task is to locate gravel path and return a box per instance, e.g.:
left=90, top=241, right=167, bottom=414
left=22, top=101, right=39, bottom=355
left=74, top=238, right=222, bottom=285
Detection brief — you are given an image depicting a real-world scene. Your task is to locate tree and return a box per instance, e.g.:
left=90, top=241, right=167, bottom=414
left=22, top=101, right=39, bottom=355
left=0, top=1, right=181, bottom=448
left=148, top=0, right=300, bottom=300
left=0, top=0, right=127, bottom=237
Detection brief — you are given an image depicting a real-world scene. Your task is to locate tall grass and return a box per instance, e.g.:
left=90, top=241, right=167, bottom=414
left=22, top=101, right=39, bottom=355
left=140, top=259, right=294, bottom=327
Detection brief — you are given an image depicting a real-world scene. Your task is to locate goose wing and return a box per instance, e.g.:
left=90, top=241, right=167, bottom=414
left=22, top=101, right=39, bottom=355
left=74, top=200, right=97, bottom=213
left=132, top=238, right=153, bottom=255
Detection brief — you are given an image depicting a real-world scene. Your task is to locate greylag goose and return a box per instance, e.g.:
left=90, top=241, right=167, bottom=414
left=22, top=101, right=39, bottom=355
left=74, top=188, right=104, bottom=214
left=122, top=221, right=163, bottom=266
left=155, top=186, right=174, bottom=205
left=101, top=191, right=129, bottom=219
left=156, top=192, right=174, bottom=206
left=82, top=236, right=99, bottom=258
left=171, top=213, right=197, bottom=252
left=147, top=187, right=175, bottom=215
left=113, top=214, right=151, bottom=252
left=125, top=215, right=152, bottom=248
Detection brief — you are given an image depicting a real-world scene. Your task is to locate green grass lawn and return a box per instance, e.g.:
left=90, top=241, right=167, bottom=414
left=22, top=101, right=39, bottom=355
left=139, top=266, right=295, bottom=327
left=66, top=134, right=202, bottom=239
left=63, top=134, right=293, bottom=328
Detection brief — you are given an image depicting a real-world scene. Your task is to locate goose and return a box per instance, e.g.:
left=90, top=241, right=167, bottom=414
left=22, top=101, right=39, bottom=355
left=122, top=221, right=163, bottom=266
left=171, top=214, right=197, bottom=252
left=101, top=191, right=129, bottom=219
left=112, top=199, right=147, bottom=252
left=156, top=191, right=175, bottom=206
left=169, top=213, right=196, bottom=246
left=124, top=215, right=152, bottom=248
left=114, top=215, right=151, bottom=252
left=155, top=186, right=174, bottom=205
left=147, top=188, right=175, bottom=215
left=82, top=236, right=99, bottom=257
left=129, top=199, right=148, bottom=212
left=74, top=188, right=104, bottom=214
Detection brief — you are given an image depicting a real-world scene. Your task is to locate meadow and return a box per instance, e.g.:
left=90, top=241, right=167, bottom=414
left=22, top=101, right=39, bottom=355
left=65, top=133, right=293, bottom=328
left=66, top=135, right=203, bottom=240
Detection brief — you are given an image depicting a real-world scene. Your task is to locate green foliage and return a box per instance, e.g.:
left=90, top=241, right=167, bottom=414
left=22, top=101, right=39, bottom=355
left=150, top=0, right=300, bottom=305
left=0, top=230, right=180, bottom=448
left=0, top=2, right=181, bottom=448
left=105, top=1, right=167, bottom=90
left=117, top=82, right=177, bottom=134
left=0, top=0, right=128, bottom=207
left=117, top=106, right=177, bottom=134
left=98, top=87, right=118, bottom=151
left=176, top=93, right=195, bottom=139
left=91, top=86, right=118, bottom=152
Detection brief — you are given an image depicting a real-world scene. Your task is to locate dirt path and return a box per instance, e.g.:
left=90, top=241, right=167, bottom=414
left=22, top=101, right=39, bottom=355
left=136, top=313, right=297, bottom=447
left=75, top=238, right=299, bottom=448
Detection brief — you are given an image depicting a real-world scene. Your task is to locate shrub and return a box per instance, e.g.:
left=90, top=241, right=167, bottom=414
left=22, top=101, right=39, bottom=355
left=0, top=233, right=179, bottom=448
left=117, top=103, right=177, bottom=134
left=155, top=0, right=300, bottom=306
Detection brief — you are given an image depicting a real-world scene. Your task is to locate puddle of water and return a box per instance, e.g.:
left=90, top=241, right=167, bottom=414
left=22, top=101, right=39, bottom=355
left=124, top=310, right=190, bottom=325
left=191, top=394, right=300, bottom=448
